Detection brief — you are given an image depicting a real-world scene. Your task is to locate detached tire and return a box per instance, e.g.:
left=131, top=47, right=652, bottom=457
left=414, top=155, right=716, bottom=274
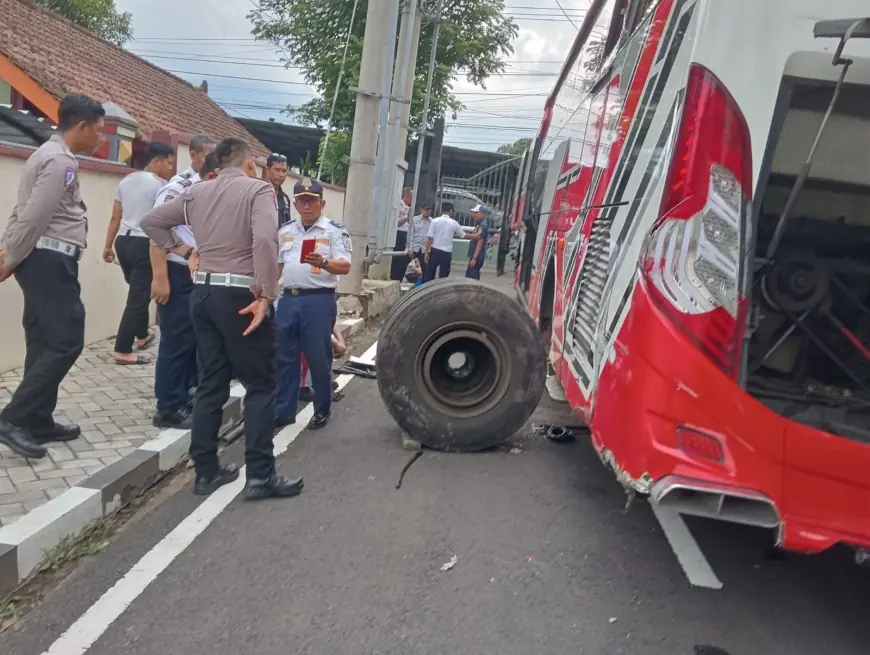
left=376, top=279, right=546, bottom=452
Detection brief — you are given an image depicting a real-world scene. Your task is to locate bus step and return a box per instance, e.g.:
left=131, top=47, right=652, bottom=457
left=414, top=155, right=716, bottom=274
left=545, top=375, right=568, bottom=403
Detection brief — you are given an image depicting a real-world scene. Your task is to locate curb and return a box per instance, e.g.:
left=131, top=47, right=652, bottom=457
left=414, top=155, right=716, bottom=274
left=0, top=317, right=366, bottom=598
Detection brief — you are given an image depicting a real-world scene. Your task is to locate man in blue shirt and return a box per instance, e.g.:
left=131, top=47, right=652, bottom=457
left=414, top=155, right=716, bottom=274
left=465, top=204, right=489, bottom=280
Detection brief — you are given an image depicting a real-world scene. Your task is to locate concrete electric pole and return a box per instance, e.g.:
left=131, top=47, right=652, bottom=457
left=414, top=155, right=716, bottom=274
left=340, top=0, right=401, bottom=294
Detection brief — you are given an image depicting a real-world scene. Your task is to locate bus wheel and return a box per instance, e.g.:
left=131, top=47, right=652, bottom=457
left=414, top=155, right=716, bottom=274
left=376, top=279, right=547, bottom=452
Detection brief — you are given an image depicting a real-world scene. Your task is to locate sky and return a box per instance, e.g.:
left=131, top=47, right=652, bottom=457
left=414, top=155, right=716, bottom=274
left=115, top=0, right=598, bottom=153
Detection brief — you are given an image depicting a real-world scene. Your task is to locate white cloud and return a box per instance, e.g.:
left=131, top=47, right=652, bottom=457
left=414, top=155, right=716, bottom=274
left=116, top=0, right=592, bottom=152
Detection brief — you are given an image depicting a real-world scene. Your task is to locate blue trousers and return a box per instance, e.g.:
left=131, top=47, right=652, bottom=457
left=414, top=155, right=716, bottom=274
left=465, top=254, right=485, bottom=280
left=154, top=262, right=197, bottom=414
left=275, top=292, right=336, bottom=420
left=424, top=248, right=452, bottom=282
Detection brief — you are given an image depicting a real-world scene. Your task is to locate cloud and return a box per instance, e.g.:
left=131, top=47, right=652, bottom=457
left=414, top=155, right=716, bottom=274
left=116, top=0, right=593, bottom=152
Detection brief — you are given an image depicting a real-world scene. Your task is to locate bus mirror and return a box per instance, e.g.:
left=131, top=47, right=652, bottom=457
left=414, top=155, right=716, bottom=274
left=813, top=18, right=870, bottom=66
left=814, top=18, right=870, bottom=40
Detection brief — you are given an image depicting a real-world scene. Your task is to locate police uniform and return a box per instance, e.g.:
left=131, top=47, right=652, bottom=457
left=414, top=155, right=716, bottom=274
left=141, top=163, right=303, bottom=500
left=275, top=179, right=351, bottom=428
left=0, top=134, right=87, bottom=459
left=465, top=206, right=490, bottom=280
left=151, top=173, right=200, bottom=425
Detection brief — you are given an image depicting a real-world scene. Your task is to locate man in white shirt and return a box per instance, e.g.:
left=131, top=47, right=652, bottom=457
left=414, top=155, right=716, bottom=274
left=149, top=152, right=219, bottom=428
left=103, top=142, right=175, bottom=365
left=275, top=179, right=352, bottom=430
left=406, top=200, right=432, bottom=277
left=424, top=203, right=469, bottom=282
left=390, top=187, right=413, bottom=281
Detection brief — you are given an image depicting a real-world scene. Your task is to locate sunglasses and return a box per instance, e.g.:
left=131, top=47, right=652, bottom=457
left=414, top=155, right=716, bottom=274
left=268, top=153, right=287, bottom=162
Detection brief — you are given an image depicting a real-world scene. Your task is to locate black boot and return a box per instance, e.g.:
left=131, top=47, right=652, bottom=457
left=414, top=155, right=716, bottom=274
left=31, top=423, right=81, bottom=444
left=153, top=407, right=193, bottom=429
left=193, top=463, right=241, bottom=495
left=0, top=420, right=46, bottom=459
left=245, top=474, right=304, bottom=500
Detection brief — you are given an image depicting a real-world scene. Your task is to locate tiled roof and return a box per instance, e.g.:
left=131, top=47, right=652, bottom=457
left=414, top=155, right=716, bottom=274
left=0, top=0, right=269, bottom=156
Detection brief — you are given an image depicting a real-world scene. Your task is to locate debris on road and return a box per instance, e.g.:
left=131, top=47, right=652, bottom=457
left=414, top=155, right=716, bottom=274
left=509, top=447, right=522, bottom=455
left=395, top=451, right=423, bottom=489
left=334, top=356, right=377, bottom=379
left=440, top=555, right=459, bottom=572
left=608, top=617, right=618, bottom=624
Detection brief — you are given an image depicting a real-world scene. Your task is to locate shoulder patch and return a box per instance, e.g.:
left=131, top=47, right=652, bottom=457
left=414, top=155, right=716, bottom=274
left=340, top=230, right=351, bottom=251
left=64, top=167, right=75, bottom=187
left=179, top=179, right=194, bottom=189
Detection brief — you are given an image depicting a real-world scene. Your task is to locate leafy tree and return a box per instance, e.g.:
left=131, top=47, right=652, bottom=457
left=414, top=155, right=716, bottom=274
left=248, top=0, right=518, bottom=134
left=497, top=137, right=532, bottom=156
left=318, top=131, right=351, bottom=186
left=34, top=0, right=133, bottom=45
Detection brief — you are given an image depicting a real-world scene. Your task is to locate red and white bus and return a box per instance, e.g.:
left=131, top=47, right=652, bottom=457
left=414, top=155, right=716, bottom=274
left=512, top=0, right=870, bottom=556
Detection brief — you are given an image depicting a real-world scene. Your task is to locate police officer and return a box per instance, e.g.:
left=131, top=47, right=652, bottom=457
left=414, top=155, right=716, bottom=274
left=141, top=137, right=303, bottom=500
left=275, top=178, right=351, bottom=430
left=173, top=133, right=217, bottom=189
left=0, top=94, right=106, bottom=459
left=262, top=153, right=292, bottom=227
left=465, top=203, right=490, bottom=280
left=148, top=152, right=221, bottom=429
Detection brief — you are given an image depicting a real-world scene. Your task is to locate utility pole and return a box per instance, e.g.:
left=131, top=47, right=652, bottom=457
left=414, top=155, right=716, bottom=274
left=341, top=0, right=399, bottom=294
left=370, top=0, right=421, bottom=255
left=408, top=0, right=443, bottom=238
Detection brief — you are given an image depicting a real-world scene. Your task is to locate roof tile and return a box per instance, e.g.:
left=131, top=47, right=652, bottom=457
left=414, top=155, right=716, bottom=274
left=0, top=0, right=269, bottom=156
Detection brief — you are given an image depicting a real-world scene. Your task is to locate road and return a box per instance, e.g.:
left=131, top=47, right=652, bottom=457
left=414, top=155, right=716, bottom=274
left=2, top=279, right=869, bottom=655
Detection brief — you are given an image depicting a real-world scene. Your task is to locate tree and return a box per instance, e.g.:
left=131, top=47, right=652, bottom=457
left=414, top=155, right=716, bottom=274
left=497, top=137, right=532, bottom=156
left=317, top=131, right=351, bottom=186
left=248, top=0, right=518, bottom=134
left=35, top=0, right=133, bottom=45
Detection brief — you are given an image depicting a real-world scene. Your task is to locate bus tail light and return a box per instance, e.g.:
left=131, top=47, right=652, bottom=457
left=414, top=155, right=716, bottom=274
left=641, top=65, right=752, bottom=379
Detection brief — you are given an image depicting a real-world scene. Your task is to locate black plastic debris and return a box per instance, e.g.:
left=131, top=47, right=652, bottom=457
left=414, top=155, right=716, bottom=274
left=546, top=425, right=576, bottom=443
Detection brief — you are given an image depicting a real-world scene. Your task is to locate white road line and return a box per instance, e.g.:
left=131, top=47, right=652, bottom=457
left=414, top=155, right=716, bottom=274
left=42, top=341, right=379, bottom=655
left=650, top=503, right=723, bottom=590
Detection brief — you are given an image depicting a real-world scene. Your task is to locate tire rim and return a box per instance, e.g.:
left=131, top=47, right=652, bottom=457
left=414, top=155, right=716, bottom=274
left=416, top=324, right=512, bottom=419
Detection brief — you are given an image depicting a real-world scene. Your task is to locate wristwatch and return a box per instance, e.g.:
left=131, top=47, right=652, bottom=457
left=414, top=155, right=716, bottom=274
left=321, top=257, right=329, bottom=270
left=183, top=248, right=194, bottom=261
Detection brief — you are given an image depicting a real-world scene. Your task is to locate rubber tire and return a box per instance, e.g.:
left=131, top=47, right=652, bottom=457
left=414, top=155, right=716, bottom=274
left=377, top=279, right=547, bottom=452
left=381, top=277, right=456, bottom=336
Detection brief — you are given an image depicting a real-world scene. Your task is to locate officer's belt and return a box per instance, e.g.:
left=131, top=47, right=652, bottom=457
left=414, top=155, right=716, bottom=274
left=36, top=236, right=83, bottom=261
left=282, top=287, right=335, bottom=297
left=193, top=272, right=254, bottom=289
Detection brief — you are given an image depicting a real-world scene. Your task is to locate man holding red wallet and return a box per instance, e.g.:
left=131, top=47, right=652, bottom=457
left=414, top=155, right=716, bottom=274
left=274, top=178, right=351, bottom=430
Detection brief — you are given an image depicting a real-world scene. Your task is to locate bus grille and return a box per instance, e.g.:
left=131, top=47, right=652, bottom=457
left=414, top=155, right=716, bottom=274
left=570, top=212, right=614, bottom=363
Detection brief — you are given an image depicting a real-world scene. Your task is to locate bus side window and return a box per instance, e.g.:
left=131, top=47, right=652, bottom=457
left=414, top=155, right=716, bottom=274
left=622, top=0, right=659, bottom=42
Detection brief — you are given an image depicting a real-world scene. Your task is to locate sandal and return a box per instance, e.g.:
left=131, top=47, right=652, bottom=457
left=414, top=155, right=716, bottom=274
left=135, top=331, right=156, bottom=351
left=115, top=355, right=152, bottom=366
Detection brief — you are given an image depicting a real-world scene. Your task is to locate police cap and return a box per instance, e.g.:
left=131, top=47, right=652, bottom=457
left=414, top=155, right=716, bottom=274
left=293, top=177, right=324, bottom=198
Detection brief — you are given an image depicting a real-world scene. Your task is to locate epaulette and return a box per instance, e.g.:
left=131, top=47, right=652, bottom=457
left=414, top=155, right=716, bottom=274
left=179, top=178, right=194, bottom=188
left=179, top=171, right=193, bottom=180
left=328, top=219, right=345, bottom=230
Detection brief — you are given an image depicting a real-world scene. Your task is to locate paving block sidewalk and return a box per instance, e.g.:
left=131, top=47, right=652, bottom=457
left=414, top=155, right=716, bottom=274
left=0, top=336, right=162, bottom=527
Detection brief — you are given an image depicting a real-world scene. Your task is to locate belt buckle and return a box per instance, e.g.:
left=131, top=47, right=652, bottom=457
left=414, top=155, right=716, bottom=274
left=290, top=289, right=299, bottom=296
left=223, top=274, right=232, bottom=287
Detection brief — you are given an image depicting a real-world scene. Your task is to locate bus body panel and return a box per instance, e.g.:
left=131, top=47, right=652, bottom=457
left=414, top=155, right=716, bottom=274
left=517, top=0, right=870, bottom=552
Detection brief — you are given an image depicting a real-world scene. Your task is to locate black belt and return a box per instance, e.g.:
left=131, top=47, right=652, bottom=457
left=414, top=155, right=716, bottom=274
left=283, top=287, right=335, bottom=297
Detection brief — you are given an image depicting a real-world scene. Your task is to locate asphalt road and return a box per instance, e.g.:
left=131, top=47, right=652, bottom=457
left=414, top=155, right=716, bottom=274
left=2, top=281, right=870, bottom=654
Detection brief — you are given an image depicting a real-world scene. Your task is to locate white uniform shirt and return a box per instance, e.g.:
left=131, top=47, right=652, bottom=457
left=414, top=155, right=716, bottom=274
left=154, top=170, right=201, bottom=265
left=278, top=215, right=352, bottom=290
left=408, top=215, right=431, bottom=252
left=427, top=214, right=465, bottom=252
left=116, top=171, right=165, bottom=237
left=397, top=201, right=411, bottom=233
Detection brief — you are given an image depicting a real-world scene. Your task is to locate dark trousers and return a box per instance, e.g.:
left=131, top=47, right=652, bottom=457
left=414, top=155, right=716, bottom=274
left=424, top=247, right=452, bottom=282
left=190, top=284, right=276, bottom=480
left=275, top=292, right=337, bottom=420
left=154, top=262, right=197, bottom=415
left=114, top=233, right=153, bottom=354
left=1, top=249, right=84, bottom=430
left=465, top=253, right=485, bottom=280
left=389, top=230, right=408, bottom=281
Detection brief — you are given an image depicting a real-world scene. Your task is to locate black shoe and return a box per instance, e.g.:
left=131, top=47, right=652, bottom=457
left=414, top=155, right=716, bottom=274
left=31, top=423, right=81, bottom=444
left=0, top=420, right=47, bottom=459
left=244, top=474, right=304, bottom=500
left=307, top=413, right=330, bottom=430
left=274, top=416, right=296, bottom=431
left=332, top=380, right=339, bottom=391
left=193, top=463, right=241, bottom=496
left=298, top=387, right=315, bottom=403
left=153, top=407, right=193, bottom=429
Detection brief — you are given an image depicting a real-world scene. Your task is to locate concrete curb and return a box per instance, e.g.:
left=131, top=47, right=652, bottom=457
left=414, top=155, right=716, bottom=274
left=0, top=317, right=367, bottom=598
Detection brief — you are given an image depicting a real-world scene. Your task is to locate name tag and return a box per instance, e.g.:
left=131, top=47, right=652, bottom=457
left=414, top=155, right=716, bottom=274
left=315, top=238, right=330, bottom=246
left=282, top=236, right=294, bottom=243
